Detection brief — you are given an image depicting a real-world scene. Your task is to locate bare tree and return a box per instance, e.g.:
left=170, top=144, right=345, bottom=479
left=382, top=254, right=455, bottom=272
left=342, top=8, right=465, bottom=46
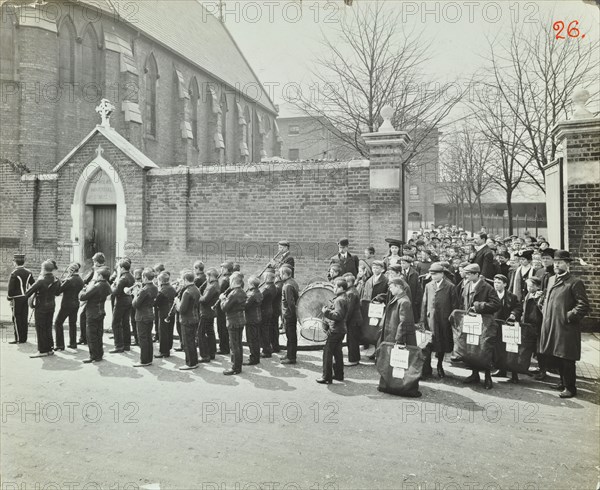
left=439, top=126, right=495, bottom=232
left=291, top=1, right=464, bottom=166
left=483, top=16, right=599, bottom=191
left=471, top=89, right=532, bottom=235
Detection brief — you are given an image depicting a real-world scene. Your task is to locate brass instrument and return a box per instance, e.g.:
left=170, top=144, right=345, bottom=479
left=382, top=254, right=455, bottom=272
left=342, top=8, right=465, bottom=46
left=165, top=279, right=206, bottom=323
left=212, top=286, right=232, bottom=311
left=257, top=249, right=285, bottom=288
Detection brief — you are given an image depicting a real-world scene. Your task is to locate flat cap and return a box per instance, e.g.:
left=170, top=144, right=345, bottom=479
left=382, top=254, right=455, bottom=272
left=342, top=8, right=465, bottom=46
left=463, top=263, right=481, bottom=274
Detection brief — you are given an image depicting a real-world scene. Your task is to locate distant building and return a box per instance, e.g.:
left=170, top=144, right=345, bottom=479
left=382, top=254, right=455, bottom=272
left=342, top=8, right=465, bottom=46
left=276, top=103, right=359, bottom=161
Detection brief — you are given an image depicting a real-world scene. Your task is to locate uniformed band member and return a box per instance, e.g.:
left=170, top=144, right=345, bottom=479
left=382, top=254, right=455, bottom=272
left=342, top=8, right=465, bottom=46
left=79, top=266, right=112, bottom=363
left=177, top=271, right=201, bottom=370
left=317, top=277, right=349, bottom=384
left=197, top=268, right=220, bottom=362
left=270, top=240, right=295, bottom=277
left=153, top=272, right=177, bottom=358
left=539, top=250, right=590, bottom=398
left=132, top=268, right=159, bottom=367
left=7, top=253, right=34, bottom=344
left=26, top=260, right=61, bottom=357
left=54, top=262, right=84, bottom=350
left=110, top=259, right=135, bottom=353
left=220, top=274, right=247, bottom=375
left=279, top=265, right=299, bottom=365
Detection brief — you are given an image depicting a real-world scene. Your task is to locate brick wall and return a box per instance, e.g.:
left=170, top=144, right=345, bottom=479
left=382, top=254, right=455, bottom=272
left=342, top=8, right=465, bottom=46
left=143, top=162, right=370, bottom=287
left=553, top=117, right=600, bottom=331
left=567, top=184, right=600, bottom=330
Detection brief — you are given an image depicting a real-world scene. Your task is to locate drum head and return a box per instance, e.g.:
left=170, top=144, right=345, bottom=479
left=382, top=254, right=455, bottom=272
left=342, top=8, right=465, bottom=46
left=299, top=317, right=330, bottom=342
left=297, top=282, right=335, bottom=343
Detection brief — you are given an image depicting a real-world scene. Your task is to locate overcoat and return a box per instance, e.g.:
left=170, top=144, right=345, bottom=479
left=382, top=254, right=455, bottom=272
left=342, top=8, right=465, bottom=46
left=539, top=272, right=590, bottom=361
left=421, top=278, right=456, bottom=353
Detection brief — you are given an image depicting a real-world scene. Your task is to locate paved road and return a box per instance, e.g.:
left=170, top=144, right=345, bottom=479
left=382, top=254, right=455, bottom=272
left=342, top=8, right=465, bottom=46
left=1, top=325, right=599, bottom=490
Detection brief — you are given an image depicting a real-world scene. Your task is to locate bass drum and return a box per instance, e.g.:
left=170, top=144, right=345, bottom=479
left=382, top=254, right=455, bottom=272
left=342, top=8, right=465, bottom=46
left=297, top=282, right=335, bottom=343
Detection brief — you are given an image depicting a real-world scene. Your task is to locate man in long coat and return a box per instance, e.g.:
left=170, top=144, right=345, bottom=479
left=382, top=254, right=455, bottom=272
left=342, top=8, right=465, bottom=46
left=539, top=250, right=590, bottom=398
left=420, top=262, right=457, bottom=378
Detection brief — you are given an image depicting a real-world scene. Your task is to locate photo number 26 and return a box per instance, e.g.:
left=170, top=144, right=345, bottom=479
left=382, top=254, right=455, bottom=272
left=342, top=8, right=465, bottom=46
left=553, top=20, right=585, bottom=40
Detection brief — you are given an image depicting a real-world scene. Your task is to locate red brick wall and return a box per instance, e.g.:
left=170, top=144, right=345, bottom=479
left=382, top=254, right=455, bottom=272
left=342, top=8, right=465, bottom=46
left=143, top=162, right=369, bottom=286
left=568, top=183, right=600, bottom=330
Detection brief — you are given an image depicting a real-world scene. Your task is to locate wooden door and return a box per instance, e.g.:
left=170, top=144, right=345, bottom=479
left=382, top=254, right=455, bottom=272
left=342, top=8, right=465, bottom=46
left=93, top=205, right=117, bottom=271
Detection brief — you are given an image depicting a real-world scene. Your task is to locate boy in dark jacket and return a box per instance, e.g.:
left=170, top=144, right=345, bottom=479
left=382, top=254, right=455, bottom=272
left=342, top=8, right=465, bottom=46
left=26, top=260, right=61, bottom=357
left=153, top=271, right=177, bottom=358
left=317, top=278, right=349, bottom=384
left=54, top=262, right=84, bottom=350
left=78, top=266, right=112, bottom=363
left=523, top=277, right=545, bottom=380
left=198, top=268, right=220, bottom=362
left=259, top=271, right=276, bottom=358
left=177, top=271, right=200, bottom=370
left=132, top=268, right=159, bottom=367
left=220, top=274, right=247, bottom=375
left=342, top=273, right=363, bottom=366
left=245, top=276, right=263, bottom=365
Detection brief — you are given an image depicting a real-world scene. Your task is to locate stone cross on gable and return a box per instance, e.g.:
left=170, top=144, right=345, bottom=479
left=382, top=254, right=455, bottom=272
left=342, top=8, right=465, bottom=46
left=96, top=99, right=115, bottom=127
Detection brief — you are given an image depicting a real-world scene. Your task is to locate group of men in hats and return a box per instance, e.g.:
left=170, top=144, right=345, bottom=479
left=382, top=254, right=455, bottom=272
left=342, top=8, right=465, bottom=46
left=324, top=230, right=591, bottom=398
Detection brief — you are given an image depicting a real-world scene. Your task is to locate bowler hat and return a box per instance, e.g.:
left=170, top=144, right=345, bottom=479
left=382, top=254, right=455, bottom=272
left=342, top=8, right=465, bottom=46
left=338, top=238, right=349, bottom=247
left=554, top=249, right=573, bottom=262
left=464, top=263, right=480, bottom=274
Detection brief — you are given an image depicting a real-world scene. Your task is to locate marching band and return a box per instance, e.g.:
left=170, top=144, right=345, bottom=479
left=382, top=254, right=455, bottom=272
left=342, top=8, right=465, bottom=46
left=5, top=227, right=591, bottom=398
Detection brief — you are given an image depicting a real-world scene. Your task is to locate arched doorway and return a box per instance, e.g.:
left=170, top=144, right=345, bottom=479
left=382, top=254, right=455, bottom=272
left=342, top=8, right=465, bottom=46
left=70, top=148, right=127, bottom=271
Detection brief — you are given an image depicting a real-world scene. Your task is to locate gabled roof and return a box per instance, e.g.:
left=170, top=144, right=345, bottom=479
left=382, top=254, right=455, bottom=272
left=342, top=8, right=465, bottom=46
left=69, top=0, right=277, bottom=114
left=52, top=125, right=159, bottom=172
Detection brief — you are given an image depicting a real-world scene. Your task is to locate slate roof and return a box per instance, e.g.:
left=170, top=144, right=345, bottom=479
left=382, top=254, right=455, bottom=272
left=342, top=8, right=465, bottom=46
left=72, top=0, right=277, bottom=114
left=52, top=125, right=159, bottom=172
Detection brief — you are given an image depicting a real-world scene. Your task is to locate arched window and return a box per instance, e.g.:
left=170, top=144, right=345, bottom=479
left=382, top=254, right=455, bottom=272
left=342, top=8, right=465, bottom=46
left=220, top=92, right=228, bottom=160
left=189, top=77, right=199, bottom=149
left=144, top=53, right=158, bottom=137
left=81, top=24, right=99, bottom=93
left=58, top=17, right=76, bottom=85
left=244, top=105, right=252, bottom=161
left=0, top=5, right=17, bottom=80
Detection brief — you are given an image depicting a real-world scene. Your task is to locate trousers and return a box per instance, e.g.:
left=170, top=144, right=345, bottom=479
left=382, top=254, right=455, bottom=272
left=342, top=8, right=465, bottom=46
left=86, top=314, right=105, bottom=361
left=322, top=331, right=345, bottom=380
left=182, top=320, right=199, bottom=367
left=35, top=307, right=55, bottom=353
left=54, top=303, right=79, bottom=348
left=12, top=298, right=29, bottom=342
left=198, top=317, right=216, bottom=360
left=228, top=326, right=244, bottom=372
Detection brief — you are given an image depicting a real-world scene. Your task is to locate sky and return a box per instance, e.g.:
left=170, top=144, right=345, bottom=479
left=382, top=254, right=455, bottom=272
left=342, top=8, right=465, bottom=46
left=200, top=0, right=600, bottom=107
